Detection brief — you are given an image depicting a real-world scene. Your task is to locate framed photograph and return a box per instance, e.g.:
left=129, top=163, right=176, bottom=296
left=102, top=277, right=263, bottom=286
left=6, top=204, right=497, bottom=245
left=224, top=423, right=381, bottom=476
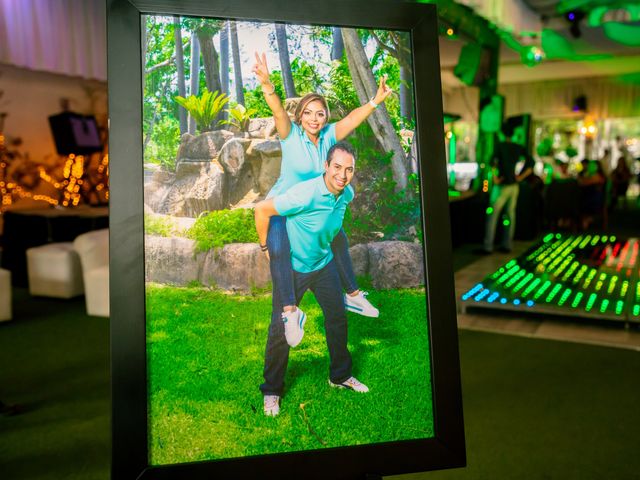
left=108, top=0, right=465, bottom=478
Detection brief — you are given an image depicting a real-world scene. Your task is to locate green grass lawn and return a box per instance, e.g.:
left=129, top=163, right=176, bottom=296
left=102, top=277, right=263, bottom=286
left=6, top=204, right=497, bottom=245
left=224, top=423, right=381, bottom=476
left=146, top=284, right=433, bottom=465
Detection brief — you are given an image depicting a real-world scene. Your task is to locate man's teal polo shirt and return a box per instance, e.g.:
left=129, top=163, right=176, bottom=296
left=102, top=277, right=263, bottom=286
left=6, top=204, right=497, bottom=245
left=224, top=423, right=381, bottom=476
left=267, top=122, right=337, bottom=198
left=274, top=175, right=354, bottom=273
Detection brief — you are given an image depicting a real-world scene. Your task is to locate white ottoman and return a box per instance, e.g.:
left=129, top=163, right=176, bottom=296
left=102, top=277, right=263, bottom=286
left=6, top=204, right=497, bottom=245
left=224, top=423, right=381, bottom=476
left=26, top=242, right=84, bottom=298
left=0, top=268, right=11, bottom=321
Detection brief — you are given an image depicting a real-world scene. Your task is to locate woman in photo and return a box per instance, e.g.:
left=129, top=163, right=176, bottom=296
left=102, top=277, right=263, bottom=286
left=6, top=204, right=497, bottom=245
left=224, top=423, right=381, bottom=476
left=252, top=52, right=392, bottom=334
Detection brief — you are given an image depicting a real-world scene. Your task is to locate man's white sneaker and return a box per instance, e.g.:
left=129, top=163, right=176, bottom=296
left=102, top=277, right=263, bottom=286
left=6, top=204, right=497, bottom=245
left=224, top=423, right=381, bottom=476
left=344, top=291, right=379, bottom=318
left=329, top=376, right=369, bottom=393
left=263, top=395, right=280, bottom=416
left=282, top=307, right=306, bottom=347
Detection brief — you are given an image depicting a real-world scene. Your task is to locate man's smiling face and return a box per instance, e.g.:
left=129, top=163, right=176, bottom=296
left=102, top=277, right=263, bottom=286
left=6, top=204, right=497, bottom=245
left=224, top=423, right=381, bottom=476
left=324, top=149, right=354, bottom=195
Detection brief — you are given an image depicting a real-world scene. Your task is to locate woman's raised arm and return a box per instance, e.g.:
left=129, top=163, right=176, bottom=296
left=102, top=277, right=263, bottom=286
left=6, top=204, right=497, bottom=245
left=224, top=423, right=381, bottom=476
left=252, top=52, right=291, bottom=139
left=335, top=75, right=393, bottom=141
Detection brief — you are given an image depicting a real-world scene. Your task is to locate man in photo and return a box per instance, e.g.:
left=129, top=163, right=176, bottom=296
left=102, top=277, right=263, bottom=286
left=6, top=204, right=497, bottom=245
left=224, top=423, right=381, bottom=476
left=254, top=142, right=368, bottom=417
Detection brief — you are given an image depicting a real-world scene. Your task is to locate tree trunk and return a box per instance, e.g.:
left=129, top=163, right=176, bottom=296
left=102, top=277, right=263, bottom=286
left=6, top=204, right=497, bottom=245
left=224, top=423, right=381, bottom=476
left=220, top=21, right=230, bottom=97
left=342, top=28, right=408, bottom=190
left=275, top=23, right=297, bottom=98
left=398, top=33, right=414, bottom=123
left=197, top=30, right=221, bottom=94
left=331, top=26, right=344, bottom=61
left=229, top=21, right=245, bottom=106
left=173, top=17, right=188, bottom=134
left=141, top=15, right=147, bottom=93
left=188, top=34, right=200, bottom=134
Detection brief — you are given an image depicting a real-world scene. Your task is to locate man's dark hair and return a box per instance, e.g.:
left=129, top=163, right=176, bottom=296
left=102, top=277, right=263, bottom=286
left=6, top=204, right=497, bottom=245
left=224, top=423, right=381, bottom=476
left=326, top=141, right=356, bottom=165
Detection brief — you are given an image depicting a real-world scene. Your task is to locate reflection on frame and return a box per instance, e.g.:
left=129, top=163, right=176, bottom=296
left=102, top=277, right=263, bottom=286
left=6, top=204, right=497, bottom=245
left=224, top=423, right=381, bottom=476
left=143, top=15, right=432, bottom=465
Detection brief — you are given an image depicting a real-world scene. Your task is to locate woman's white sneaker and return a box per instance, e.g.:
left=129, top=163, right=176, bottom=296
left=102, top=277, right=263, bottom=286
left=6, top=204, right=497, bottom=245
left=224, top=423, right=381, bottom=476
left=263, top=395, right=280, bottom=416
left=344, top=291, right=379, bottom=318
left=282, top=307, right=306, bottom=347
left=329, top=376, right=369, bottom=393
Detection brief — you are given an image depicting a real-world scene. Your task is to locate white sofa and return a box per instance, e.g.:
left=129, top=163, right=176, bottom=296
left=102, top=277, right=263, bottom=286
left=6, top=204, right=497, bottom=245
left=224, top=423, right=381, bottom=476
left=26, top=242, right=84, bottom=298
left=0, top=268, right=11, bottom=321
left=73, top=229, right=109, bottom=317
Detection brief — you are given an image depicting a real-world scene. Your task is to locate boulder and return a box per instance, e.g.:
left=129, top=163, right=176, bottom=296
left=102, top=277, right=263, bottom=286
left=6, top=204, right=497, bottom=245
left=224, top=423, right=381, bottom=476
left=177, top=130, right=234, bottom=162
left=218, top=139, right=246, bottom=178
left=150, top=161, right=226, bottom=217
left=367, top=241, right=424, bottom=289
left=144, top=236, right=204, bottom=285
left=144, top=171, right=175, bottom=214
left=250, top=139, right=281, bottom=157
left=349, top=243, right=369, bottom=277
left=181, top=161, right=227, bottom=216
left=247, top=117, right=276, bottom=139
left=200, top=243, right=270, bottom=291
left=249, top=140, right=282, bottom=195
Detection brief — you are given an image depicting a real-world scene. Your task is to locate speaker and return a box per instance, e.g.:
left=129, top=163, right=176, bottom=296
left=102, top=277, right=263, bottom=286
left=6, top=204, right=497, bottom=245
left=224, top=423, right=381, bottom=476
left=454, top=43, right=491, bottom=86
left=572, top=95, right=587, bottom=112
left=48, top=112, right=103, bottom=155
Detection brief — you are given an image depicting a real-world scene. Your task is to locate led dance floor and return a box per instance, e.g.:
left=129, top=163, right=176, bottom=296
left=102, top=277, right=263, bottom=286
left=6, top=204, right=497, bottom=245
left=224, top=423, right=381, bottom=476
left=460, top=234, right=640, bottom=323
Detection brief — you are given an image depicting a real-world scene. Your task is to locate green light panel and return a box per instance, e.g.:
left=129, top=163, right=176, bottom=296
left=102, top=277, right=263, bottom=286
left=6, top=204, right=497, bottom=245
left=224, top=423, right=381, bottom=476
left=461, top=234, right=640, bottom=323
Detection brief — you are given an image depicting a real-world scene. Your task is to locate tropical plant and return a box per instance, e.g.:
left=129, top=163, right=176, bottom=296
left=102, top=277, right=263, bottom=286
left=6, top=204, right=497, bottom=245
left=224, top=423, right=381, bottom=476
left=221, top=104, right=258, bottom=132
left=174, top=88, right=229, bottom=133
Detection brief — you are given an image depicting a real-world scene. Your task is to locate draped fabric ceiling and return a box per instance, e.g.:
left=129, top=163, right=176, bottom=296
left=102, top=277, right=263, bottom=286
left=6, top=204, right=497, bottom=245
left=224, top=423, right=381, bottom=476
left=0, top=0, right=106, bottom=81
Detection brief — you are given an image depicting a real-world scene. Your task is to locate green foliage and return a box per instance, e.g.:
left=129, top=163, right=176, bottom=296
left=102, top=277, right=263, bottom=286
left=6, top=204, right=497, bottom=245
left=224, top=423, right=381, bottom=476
left=144, top=214, right=180, bottom=237
left=324, top=57, right=360, bottom=119
left=343, top=124, right=422, bottom=244
left=146, top=285, right=432, bottom=463
left=221, top=104, right=258, bottom=132
left=244, top=72, right=286, bottom=118
left=175, top=88, right=230, bottom=133
left=290, top=57, right=325, bottom=96
left=373, top=53, right=404, bottom=130
left=145, top=116, right=181, bottom=170
left=186, top=208, right=258, bottom=252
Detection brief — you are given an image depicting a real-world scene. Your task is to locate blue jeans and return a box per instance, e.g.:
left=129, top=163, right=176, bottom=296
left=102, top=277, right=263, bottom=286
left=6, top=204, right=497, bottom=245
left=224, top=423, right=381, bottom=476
left=260, top=260, right=353, bottom=396
left=266, top=215, right=358, bottom=307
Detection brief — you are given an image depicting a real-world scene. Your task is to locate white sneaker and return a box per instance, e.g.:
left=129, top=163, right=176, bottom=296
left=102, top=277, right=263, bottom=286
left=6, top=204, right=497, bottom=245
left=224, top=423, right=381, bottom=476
left=282, top=307, right=306, bottom=347
left=344, top=291, right=379, bottom=318
left=329, top=376, right=369, bottom=393
left=263, top=395, right=280, bottom=416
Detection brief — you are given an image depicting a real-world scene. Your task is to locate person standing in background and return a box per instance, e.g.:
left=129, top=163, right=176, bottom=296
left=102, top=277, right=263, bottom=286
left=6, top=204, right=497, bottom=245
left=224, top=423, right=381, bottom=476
left=481, top=125, right=534, bottom=254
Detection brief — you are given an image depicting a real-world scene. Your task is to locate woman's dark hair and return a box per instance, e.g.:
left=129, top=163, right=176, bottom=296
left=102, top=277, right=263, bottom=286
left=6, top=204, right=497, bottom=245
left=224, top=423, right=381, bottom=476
left=326, top=141, right=356, bottom=165
left=294, top=93, right=330, bottom=125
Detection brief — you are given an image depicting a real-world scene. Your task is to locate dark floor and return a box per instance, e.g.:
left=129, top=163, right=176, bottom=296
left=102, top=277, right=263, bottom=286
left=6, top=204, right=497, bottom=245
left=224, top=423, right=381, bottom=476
left=1, top=201, right=639, bottom=479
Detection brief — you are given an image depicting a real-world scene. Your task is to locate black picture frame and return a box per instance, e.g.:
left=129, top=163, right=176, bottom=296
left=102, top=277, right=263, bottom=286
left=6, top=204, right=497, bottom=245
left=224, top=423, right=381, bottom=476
left=107, top=0, right=465, bottom=478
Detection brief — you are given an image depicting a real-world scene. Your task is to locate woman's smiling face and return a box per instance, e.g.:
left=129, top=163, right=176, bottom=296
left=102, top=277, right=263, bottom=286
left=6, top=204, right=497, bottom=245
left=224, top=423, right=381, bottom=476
left=300, top=100, right=328, bottom=136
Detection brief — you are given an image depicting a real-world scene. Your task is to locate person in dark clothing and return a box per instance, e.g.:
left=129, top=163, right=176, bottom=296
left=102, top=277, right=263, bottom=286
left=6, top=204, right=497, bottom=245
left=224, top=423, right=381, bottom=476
left=482, top=126, right=535, bottom=253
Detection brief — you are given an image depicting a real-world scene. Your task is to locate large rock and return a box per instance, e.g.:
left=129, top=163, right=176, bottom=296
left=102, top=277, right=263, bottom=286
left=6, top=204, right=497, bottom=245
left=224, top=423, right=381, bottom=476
left=181, top=161, right=227, bottom=216
left=177, top=130, right=234, bottom=162
left=250, top=139, right=281, bottom=157
left=144, top=171, right=175, bottom=213
left=349, top=243, right=369, bottom=277
left=219, top=138, right=249, bottom=177
left=250, top=140, right=282, bottom=195
left=247, top=117, right=276, bottom=139
left=367, top=241, right=424, bottom=289
left=200, top=243, right=270, bottom=291
left=145, top=236, right=204, bottom=285
left=149, top=161, right=226, bottom=217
